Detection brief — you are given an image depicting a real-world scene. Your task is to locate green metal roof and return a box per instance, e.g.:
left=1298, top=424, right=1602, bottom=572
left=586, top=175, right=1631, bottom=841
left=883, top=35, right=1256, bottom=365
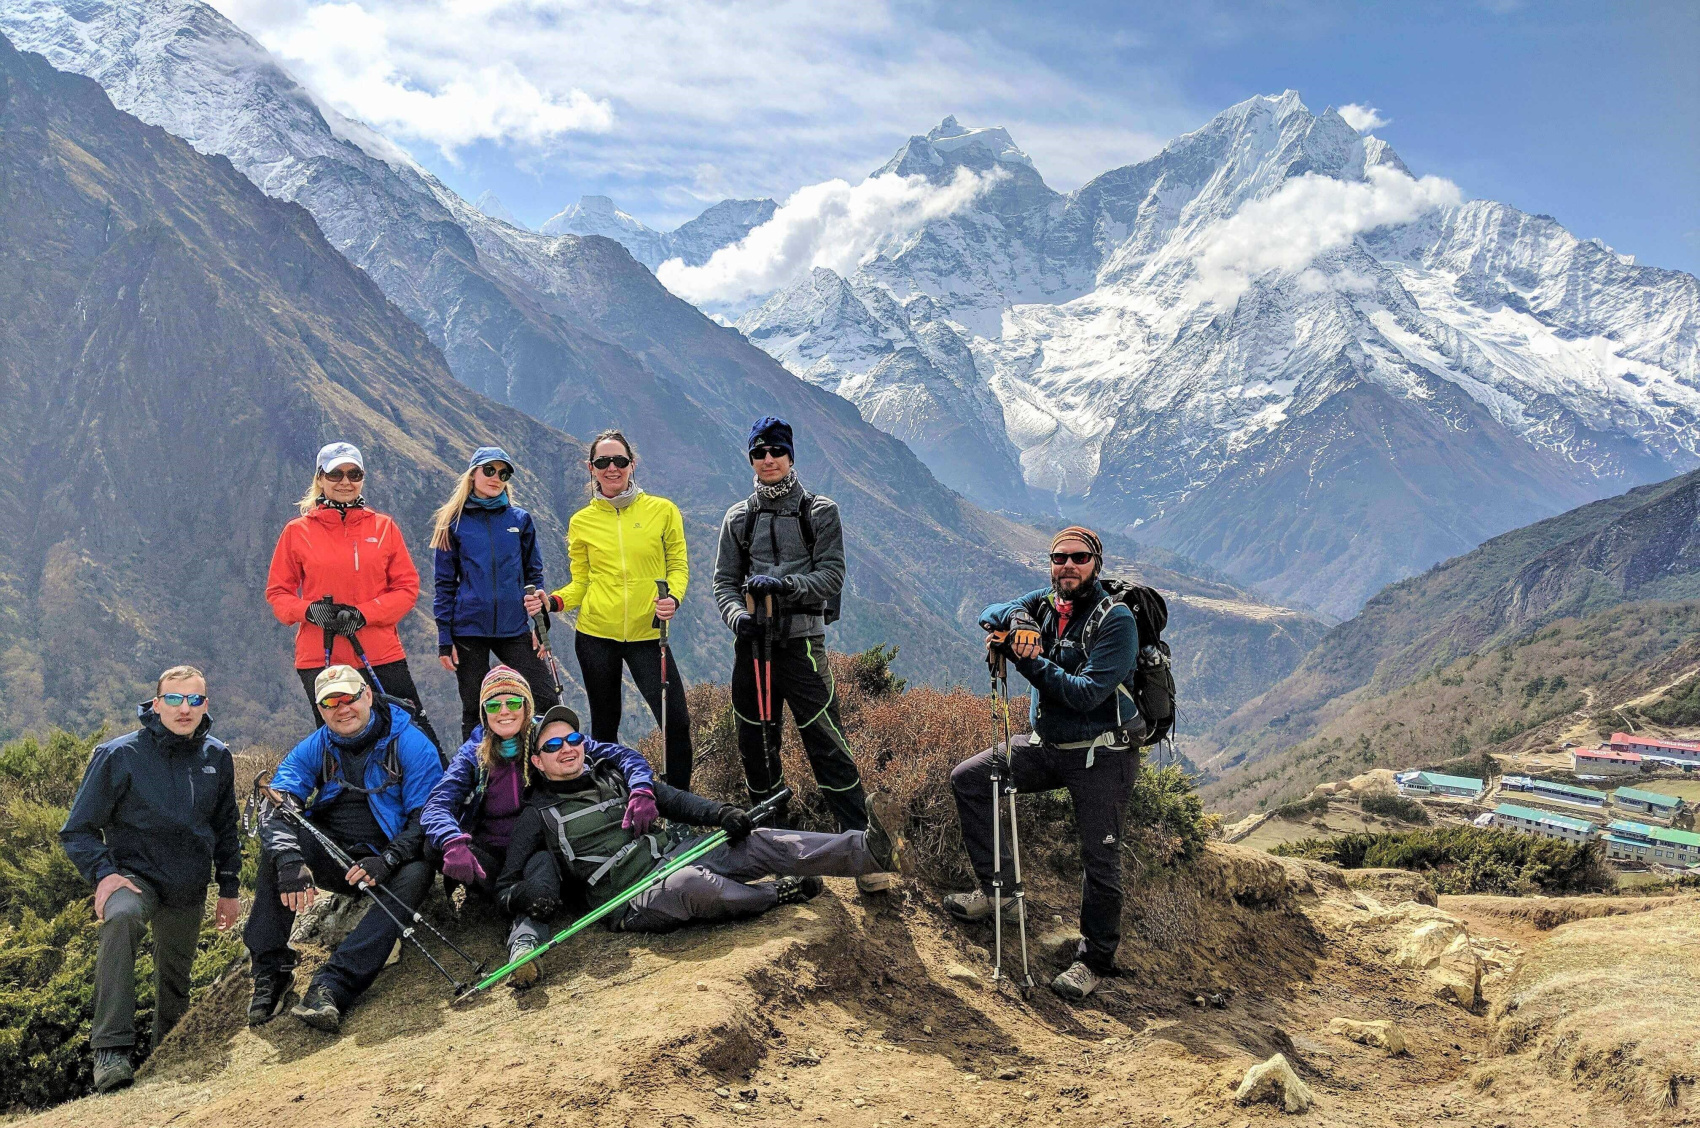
left=1493, top=803, right=1597, bottom=834
left=1653, top=825, right=1700, bottom=848
left=1414, top=772, right=1484, bottom=792
left=1614, top=786, right=1683, bottom=809
left=1503, top=776, right=1608, bottom=801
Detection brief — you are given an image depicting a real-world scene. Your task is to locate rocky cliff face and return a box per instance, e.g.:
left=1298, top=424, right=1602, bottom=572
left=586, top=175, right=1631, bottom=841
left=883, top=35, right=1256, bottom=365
left=730, top=97, right=1700, bottom=617
left=0, top=0, right=1056, bottom=686
left=0, top=32, right=609, bottom=743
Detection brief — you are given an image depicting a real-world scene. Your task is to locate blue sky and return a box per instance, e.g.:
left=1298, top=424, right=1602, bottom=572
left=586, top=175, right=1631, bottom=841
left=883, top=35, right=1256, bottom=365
left=215, top=1, right=1699, bottom=274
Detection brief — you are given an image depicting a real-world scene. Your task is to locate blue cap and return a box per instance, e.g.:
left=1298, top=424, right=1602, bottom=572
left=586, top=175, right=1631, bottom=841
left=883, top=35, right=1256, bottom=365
left=469, top=446, right=514, bottom=471
left=747, top=416, right=794, bottom=460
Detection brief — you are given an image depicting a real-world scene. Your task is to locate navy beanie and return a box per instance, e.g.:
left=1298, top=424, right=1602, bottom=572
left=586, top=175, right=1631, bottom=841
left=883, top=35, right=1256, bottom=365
left=747, top=416, right=794, bottom=460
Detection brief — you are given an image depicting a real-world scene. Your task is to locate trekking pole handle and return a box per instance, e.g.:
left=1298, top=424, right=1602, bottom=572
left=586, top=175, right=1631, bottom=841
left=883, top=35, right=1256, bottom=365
left=653, top=579, right=670, bottom=630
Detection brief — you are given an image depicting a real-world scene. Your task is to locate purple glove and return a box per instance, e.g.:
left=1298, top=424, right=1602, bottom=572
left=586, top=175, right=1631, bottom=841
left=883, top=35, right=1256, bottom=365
left=622, top=787, right=658, bottom=835
left=440, top=836, right=486, bottom=885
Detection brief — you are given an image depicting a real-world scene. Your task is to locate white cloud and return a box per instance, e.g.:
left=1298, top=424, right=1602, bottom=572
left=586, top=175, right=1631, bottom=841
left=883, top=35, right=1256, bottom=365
left=207, top=1, right=1199, bottom=216
left=656, top=168, right=998, bottom=305
left=1337, top=103, right=1391, bottom=132
left=247, top=2, right=611, bottom=154
left=1190, top=166, right=1462, bottom=307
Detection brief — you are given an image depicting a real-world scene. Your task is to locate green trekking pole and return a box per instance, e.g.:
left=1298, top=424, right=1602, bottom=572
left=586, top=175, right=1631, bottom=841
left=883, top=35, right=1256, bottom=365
left=454, top=787, right=793, bottom=999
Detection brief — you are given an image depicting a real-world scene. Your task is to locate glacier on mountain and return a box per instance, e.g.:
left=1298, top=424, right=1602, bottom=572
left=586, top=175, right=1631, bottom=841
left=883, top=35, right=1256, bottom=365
left=727, top=94, right=1700, bottom=614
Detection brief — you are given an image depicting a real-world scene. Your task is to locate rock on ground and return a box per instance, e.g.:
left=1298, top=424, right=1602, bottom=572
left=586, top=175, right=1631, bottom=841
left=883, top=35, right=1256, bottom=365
left=1234, top=1052, right=1315, bottom=1113
left=1328, top=1017, right=1407, bottom=1055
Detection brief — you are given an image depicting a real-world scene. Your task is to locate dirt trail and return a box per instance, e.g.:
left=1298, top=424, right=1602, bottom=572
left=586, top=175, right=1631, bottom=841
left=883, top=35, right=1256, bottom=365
left=17, top=849, right=1691, bottom=1127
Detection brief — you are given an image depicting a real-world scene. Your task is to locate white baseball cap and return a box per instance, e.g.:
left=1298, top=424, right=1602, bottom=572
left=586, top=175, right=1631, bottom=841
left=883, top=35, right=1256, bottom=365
left=313, top=665, right=367, bottom=702
left=316, top=441, right=365, bottom=474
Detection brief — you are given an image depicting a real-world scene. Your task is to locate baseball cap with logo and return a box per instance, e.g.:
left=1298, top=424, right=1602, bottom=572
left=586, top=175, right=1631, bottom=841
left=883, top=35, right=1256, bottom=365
left=316, top=442, right=365, bottom=474
left=313, top=665, right=367, bottom=702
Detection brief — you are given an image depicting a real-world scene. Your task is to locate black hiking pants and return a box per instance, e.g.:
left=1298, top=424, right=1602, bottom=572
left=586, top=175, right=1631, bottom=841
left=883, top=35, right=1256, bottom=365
left=448, top=634, right=562, bottom=742
left=245, top=826, right=433, bottom=1011
left=732, top=634, right=867, bottom=832
left=574, top=632, right=694, bottom=789
left=297, top=659, right=443, bottom=754
left=951, top=735, right=1138, bottom=976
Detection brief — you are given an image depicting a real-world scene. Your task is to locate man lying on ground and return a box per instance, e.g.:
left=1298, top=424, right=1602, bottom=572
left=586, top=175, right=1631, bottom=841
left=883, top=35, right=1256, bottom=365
left=495, top=709, right=898, bottom=942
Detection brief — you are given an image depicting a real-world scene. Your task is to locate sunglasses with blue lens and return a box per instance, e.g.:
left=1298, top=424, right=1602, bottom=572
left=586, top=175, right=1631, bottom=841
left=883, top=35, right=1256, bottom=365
left=537, top=732, right=587, bottom=754
left=160, top=692, right=207, bottom=707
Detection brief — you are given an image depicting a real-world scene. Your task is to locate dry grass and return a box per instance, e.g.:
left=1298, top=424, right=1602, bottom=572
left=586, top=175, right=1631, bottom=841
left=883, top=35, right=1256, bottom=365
left=1491, top=897, right=1700, bottom=1111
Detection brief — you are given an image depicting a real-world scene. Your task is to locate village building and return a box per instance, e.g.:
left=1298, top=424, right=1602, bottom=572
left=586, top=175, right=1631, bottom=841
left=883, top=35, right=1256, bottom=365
left=1498, top=775, right=1609, bottom=809
left=1490, top=802, right=1596, bottom=844
left=1611, top=786, right=1685, bottom=823
left=1603, top=820, right=1700, bottom=867
left=1394, top=771, right=1485, bottom=800
left=1606, top=732, right=1700, bottom=768
left=1571, top=746, right=1643, bottom=775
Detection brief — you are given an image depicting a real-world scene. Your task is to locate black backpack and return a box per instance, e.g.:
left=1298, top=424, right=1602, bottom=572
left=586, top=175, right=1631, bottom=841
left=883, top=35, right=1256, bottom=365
left=733, top=492, right=841, bottom=625
left=1076, top=579, right=1176, bottom=747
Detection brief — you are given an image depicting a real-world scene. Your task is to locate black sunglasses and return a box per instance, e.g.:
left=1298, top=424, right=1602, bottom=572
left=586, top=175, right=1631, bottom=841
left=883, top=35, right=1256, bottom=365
left=1050, top=551, right=1095, bottom=565
left=749, top=445, right=788, bottom=462
left=590, top=455, right=632, bottom=470
left=323, top=467, right=365, bottom=483
left=478, top=464, right=514, bottom=481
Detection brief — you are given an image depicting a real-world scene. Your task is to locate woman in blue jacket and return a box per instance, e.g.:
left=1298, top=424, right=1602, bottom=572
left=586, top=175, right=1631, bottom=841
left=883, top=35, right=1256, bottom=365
left=432, top=446, right=562, bottom=741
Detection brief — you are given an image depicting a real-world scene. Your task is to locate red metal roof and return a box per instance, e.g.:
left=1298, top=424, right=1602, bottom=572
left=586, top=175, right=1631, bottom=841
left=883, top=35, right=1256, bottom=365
left=1609, top=732, right=1700, bottom=755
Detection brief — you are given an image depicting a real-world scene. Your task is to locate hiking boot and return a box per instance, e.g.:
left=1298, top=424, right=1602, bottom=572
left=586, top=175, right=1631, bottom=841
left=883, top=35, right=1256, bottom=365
left=508, top=937, right=542, bottom=991
left=92, top=1047, right=134, bottom=1093
left=1050, top=961, right=1102, bottom=1002
left=863, top=808, right=901, bottom=874
left=942, top=889, right=1016, bottom=922
left=775, top=876, right=824, bottom=906
left=290, top=982, right=342, bottom=1033
left=247, top=967, right=294, bottom=1027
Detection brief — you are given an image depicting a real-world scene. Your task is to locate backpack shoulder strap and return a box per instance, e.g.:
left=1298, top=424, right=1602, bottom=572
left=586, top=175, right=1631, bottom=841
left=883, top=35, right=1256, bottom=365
left=734, top=494, right=762, bottom=566
left=1081, top=596, right=1117, bottom=654
left=796, top=491, right=817, bottom=569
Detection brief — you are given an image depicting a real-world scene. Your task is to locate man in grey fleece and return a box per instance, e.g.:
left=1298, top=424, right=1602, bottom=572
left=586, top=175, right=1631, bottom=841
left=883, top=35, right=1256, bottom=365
left=713, top=416, right=896, bottom=893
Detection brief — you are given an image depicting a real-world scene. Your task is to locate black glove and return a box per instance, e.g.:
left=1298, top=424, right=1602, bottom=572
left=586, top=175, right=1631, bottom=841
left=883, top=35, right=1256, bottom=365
left=719, top=805, right=755, bottom=845
left=276, top=856, right=314, bottom=894
left=746, top=574, right=785, bottom=597
left=527, top=894, right=560, bottom=920
left=333, top=607, right=367, bottom=636
left=439, top=642, right=454, bottom=657
left=304, top=601, right=339, bottom=628
left=354, top=854, right=393, bottom=887
left=734, top=613, right=761, bottom=639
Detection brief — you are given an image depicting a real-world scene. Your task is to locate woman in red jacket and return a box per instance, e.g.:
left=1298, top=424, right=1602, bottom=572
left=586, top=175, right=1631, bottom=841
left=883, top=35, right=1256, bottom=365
left=265, top=442, right=441, bottom=749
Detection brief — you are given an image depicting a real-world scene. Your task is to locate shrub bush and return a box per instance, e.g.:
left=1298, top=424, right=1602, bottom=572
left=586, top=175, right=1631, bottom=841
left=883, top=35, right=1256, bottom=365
left=0, top=727, right=249, bottom=1112
left=1272, top=794, right=1329, bottom=821
left=1271, top=826, right=1609, bottom=895
left=1359, top=792, right=1430, bottom=824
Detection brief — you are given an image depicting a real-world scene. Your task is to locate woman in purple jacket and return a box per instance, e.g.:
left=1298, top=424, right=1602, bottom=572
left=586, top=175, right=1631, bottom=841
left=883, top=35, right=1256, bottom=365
left=421, top=666, right=655, bottom=985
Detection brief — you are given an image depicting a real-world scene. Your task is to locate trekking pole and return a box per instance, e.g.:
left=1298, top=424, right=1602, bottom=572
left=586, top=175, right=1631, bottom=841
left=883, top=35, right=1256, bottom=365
left=999, top=663, right=1035, bottom=991
left=525, top=584, right=567, bottom=697
left=260, top=788, right=483, bottom=993
left=454, top=787, right=793, bottom=1000
left=316, top=594, right=336, bottom=670
left=986, top=640, right=1007, bottom=982
left=744, top=591, right=782, bottom=801
left=654, top=579, right=671, bottom=778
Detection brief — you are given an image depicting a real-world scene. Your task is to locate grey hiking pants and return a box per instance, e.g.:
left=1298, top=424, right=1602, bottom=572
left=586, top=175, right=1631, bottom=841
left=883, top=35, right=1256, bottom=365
left=616, top=826, right=880, bottom=932
left=92, top=879, right=204, bottom=1050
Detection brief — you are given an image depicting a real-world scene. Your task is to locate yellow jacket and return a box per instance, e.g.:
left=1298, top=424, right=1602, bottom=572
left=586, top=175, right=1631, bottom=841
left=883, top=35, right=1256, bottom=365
left=551, top=491, right=688, bottom=642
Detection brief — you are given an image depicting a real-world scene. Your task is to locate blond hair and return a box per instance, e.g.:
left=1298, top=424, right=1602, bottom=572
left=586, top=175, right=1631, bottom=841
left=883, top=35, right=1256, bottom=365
left=156, top=665, right=206, bottom=694
left=430, top=467, right=520, bottom=551
left=297, top=470, right=327, bottom=516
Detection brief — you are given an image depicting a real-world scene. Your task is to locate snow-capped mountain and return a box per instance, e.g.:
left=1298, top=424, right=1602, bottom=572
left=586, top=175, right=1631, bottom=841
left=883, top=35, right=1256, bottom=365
left=474, top=190, right=525, bottom=229
left=733, top=98, right=1700, bottom=616
left=0, top=0, right=1066, bottom=685
left=541, top=194, right=775, bottom=269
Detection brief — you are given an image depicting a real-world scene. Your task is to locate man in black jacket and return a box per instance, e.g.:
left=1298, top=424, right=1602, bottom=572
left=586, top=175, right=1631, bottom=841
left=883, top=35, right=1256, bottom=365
left=496, top=709, right=899, bottom=939
left=60, top=666, right=241, bottom=1093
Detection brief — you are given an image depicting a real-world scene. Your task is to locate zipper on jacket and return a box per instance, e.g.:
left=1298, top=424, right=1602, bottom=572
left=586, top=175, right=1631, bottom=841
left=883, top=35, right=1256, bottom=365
left=616, top=506, right=630, bottom=639
left=487, top=509, right=499, bottom=636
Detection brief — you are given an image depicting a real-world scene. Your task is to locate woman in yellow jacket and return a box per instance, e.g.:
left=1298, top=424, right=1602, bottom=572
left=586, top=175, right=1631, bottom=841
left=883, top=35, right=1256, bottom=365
left=524, top=429, right=694, bottom=786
